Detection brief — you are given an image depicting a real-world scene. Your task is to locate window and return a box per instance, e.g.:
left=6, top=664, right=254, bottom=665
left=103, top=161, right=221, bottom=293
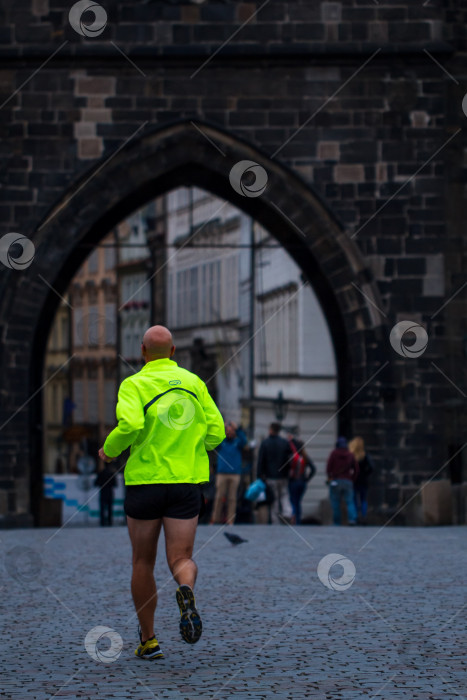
left=199, top=265, right=207, bottom=325
left=73, top=379, right=84, bottom=423
left=73, top=307, right=84, bottom=348
left=171, top=258, right=235, bottom=329
left=222, top=256, right=238, bottom=320
left=132, top=326, right=140, bottom=359
left=258, top=286, right=298, bottom=374
left=60, top=316, right=69, bottom=351
left=132, top=277, right=139, bottom=301
left=87, top=250, right=98, bottom=274
left=177, top=188, right=189, bottom=209
left=176, top=270, right=186, bottom=327
left=126, top=321, right=135, bottom=357
left=122, top=278, right=130, bottom=306
left=167, top=272, right=174, bottom=326
left=87, top=305, right=99, bottom=346
left=135, top=273, right=149, bottom=303
left=87, top=380, right=99, bottom=423
left=104, top=246, right=116, bottom=270
left=209, top=260, right=221, bottom=321
left=104, top=303, right=116, bottom=345
left=50, top=320, right=58, bottom=350
left=121, top=273, right=149, bottom=306
left=124, top=327, right=132, bottom=358
left=189, top=268, right=198, bottom=325
left=104, top=380, right=116, bottom=425
left=138, top=318, right=147, bottom=355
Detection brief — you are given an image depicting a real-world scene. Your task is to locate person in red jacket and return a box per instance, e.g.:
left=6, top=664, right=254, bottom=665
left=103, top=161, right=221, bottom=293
left=326, top=437, right=359, bottom=525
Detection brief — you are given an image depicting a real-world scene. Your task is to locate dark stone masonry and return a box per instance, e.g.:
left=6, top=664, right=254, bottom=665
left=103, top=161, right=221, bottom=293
left=0, top=1, right=465, bottom=525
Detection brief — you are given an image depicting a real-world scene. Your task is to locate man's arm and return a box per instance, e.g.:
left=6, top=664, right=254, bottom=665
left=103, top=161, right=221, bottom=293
left=199, top=381, right=226, bottom=451
left=102, top=379, right=145, bottom=459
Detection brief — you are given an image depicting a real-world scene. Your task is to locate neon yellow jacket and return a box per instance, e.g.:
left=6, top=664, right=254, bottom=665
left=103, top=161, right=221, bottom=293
left=103, top=358, right=225, bottom=485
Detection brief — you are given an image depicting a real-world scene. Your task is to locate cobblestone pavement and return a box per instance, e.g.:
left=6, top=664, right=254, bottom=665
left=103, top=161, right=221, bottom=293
left=1, top=524, right=466, bottom=700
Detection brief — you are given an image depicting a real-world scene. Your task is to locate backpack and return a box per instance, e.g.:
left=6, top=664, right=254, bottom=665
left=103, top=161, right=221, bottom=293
left=289, top=440, right=307, bottom=479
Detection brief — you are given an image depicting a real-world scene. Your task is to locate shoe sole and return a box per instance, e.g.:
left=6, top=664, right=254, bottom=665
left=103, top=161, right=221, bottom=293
left=176, top=587, right=202, bottom=644
left=135, top=648, right=164, bottom=660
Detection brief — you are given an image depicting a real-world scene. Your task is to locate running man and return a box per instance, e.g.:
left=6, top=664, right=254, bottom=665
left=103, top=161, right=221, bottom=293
left=98, top=325, right=225, bottom=659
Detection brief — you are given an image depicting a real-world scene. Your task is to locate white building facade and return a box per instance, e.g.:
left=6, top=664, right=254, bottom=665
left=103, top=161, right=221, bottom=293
left=165, top=187, right=338, bottom=520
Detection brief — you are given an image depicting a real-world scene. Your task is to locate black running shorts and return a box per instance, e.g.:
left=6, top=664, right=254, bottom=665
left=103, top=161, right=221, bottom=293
left=124, top=483, right=202, bottom=520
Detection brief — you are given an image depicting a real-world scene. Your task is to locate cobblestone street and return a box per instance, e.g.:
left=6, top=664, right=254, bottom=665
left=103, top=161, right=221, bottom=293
left=1, top=524, right=465, bottom=699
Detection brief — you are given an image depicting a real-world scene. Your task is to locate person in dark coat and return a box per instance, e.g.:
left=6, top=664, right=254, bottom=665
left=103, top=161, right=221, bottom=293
left=349, top=436, right=374, bottom=524
left=257, top=422, right=293, bottom=524
left=95, top=463, right=117, bottom=526
left=210, top=422, right=247, bottom=525
left=287, top=431, right=315, bottom=525
left=326, top=437, right=359, bottom=525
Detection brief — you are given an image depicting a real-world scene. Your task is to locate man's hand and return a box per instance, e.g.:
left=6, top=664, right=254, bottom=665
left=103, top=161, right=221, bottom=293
left=98, top=447, right=113, bottom=463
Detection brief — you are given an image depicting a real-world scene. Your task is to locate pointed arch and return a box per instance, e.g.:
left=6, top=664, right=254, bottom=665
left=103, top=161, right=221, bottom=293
left=0, top=120, right=386, bottom=523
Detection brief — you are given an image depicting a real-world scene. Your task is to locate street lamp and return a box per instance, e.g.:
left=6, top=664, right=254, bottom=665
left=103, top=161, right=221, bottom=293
left=273, top=390, right=288, bottom=422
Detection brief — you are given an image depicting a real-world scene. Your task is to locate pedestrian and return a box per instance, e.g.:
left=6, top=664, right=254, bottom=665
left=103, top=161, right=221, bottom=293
left=326, top=437, right=359, bottom=525
left=241, top=439, right=255, bottom=487
left=257, top=422, right=294, bottom=524
left=252, top=481, right=274, bottom=524
left=287, top=431, right=315, bottom=525
left=94, top=463, right=116, bottom=526
left=210, top=422, right=247, bottom=525
left=349, top=436, right=374, bottom=524
left=99, top=325, right=225, bottom=659
left=198, top=454, right=217, bottom=524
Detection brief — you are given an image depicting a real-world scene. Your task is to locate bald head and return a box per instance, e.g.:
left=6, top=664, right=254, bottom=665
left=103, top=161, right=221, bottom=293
left=142, top=325, right=175, bottom=362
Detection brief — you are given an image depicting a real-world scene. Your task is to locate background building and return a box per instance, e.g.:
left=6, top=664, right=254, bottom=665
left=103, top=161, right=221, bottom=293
left=68, top=234, right=118, bottom=470
left=252, top=225, right=338, bottom=518
left=165, top=187, right=338, bottom=519
left=42, top=238, right=124, bottom=524
left=43, top=299, right=71, bottom=474
left=42, top=188, right=338, bottom=520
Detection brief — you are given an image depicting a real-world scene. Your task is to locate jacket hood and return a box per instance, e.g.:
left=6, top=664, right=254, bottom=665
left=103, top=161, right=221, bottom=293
left=332, top=448, right=352, bottom=462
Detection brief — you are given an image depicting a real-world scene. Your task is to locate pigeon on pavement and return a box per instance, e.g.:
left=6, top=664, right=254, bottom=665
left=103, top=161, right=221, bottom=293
left=224, top=532, right=248, bottom=545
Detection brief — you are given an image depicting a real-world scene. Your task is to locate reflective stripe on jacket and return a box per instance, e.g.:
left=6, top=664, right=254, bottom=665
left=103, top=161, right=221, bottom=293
left=103, top=358, right=226, bottom=485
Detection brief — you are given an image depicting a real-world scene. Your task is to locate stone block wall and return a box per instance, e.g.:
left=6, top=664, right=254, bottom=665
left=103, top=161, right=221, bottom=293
left=0, top=0, right=465, bottom=523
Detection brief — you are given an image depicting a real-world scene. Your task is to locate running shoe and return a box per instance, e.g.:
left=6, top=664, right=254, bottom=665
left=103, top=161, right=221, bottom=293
left=135, top=626, right=164, bottom=659
left=175, top=585, right=202, bottom=644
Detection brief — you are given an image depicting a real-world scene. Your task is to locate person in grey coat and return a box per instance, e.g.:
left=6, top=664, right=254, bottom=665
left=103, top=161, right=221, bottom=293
left=257, top=422, right=293, bottom=524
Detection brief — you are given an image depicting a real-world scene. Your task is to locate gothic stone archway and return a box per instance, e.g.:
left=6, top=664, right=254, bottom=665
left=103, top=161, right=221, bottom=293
left=0, top=122, right=385, bottom=524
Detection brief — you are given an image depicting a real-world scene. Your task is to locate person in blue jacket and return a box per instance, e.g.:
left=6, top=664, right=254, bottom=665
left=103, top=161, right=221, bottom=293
left=210, top=421, right=247, bottom=524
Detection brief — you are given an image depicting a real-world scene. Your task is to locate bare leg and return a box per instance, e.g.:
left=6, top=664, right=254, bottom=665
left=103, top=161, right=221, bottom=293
left=127, top=516, right=162, bottom=643
left=226, top=474, right=241, bottom=524
left=163, top=515, right=198, bottom=588
left=211, top=474, right=227, bottom=524
left=267, top=480, right=280, bottom=524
